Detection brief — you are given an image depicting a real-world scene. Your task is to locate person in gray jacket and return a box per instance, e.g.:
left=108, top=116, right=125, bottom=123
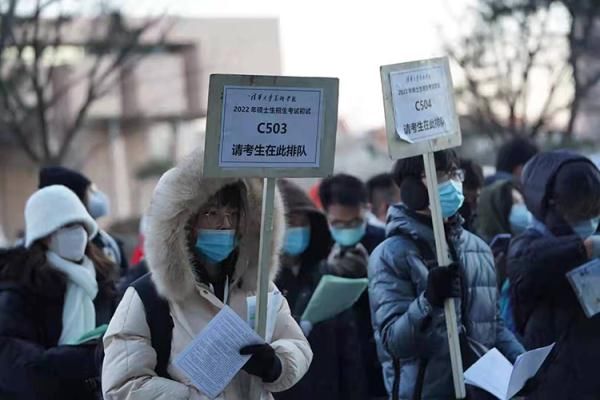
left=368, top=149, right=523, bottom=400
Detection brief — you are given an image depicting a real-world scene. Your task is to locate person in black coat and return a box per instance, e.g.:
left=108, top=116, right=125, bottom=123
left=274, top=179, right=368, bottom=400
left=507, top=150, right=600, bottom=399
left=0, top=186, right=118, bottom=400
left=319, top=173, right=388, bottom=399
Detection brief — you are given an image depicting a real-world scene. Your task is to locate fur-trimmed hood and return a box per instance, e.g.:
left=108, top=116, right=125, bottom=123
left=144, top=149, right=286, bottom=302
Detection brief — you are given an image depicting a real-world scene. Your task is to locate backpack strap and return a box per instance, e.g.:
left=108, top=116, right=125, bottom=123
left=131, top=273, right=173, bottom=379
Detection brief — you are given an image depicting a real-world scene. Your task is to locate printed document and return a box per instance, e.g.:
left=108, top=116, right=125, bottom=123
left=566, top=257, right=600, bottom=318
left=174, top=306, right=264, bottom=399
left=464, top=343, right=555, bottom=400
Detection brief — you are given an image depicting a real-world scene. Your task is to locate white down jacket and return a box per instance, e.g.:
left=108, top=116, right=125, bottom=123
left=101, top=150, right=312, bottom=400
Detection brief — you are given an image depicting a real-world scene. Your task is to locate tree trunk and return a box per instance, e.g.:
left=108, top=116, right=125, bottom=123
left=565, top=92, right=580, bottom=139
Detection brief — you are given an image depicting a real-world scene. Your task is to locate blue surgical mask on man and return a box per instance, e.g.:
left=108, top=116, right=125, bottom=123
left=438, top=180, right=465, bottom=219
left=509, top=204, right=533, bottom=235
left=571, top=217, right=600, bottom=240
left=283, top=226, right=311, bottom=256
left=195, top=229, right=237, bottom=263
left=330, top=222, right=366, bottom=247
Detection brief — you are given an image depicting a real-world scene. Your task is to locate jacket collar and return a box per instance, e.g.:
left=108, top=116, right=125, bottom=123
left=386, top=204, right=464, bottom=252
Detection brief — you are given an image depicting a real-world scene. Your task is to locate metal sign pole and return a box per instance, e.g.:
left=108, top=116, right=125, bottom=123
left=255, top=177, right=276, bottom=338
left=251, top=177, right=276, bottom=400
left=422, top=151, right=466, bottom=399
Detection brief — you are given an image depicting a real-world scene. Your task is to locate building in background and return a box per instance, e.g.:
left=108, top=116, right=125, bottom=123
left=575, top=17, right=600, bottom=140
left=0, top=16, right=281, bottom=241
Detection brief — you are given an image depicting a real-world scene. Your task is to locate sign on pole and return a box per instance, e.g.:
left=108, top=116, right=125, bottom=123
left=380, top=57, right=466, bottom=399
left=204, top=74, right=338, bottom=399
left=381, top=57, right=461, bottom=158
left=204, top=74, right=338, bottom=178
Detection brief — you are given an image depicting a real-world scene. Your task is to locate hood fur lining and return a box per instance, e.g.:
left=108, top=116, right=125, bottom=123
left=144, top=149, right=285, bottom=302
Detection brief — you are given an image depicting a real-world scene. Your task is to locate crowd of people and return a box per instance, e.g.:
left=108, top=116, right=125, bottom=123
left=0, top=137, right=598, bottom=400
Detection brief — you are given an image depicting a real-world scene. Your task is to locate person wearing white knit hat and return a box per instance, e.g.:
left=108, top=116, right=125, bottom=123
left=25, top=185, right=98, bottom=249
left=0, top=185, right=118, bottom=400
left=38, top=166, right=128, bottom=275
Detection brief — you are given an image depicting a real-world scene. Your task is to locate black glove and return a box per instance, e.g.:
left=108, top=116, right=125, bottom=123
left=424, top=263, right=461, bottom=307
left=240, top=344, right=282, bottom=383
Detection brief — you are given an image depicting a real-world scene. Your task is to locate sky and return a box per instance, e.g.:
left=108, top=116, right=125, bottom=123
left=116, top=0, right=475, bottom=132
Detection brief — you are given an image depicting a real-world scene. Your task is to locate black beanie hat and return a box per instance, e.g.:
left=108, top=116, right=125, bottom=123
left=39, top=166, right=91, bottom=204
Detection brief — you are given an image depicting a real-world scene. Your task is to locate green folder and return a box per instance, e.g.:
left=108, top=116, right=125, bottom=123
left=300, top=275, right=369, bottom=324
left=73, top=324, right=109, bottom=345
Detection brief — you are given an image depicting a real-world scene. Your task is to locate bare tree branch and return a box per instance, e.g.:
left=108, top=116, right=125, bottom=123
left=0, top=0, right=167, bottom=166
left=0, top=81, right=40, bottom=162
left=56, top=16, right=164, bottom=163
left=30, top=0, right=52, bottom=160
left=0, top=0, right=18, bottom=58
left=443, top=0, right=598, bottom=142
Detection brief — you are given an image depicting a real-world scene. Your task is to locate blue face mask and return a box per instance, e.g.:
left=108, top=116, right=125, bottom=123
left=509, top=204, right=533, bottom=235
left=88, top=190, right=110, bottom=219
left=330, top=222, right=366, bottom=247
left=283, top=226, right=311, bottom=256
left=195, top=229, right=237, bottom=263
left=571, top=217, right=600, bottom=239
left=438, top=180, right=465, bottom=219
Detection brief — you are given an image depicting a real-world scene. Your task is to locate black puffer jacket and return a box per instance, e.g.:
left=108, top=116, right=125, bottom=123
left=0, top=248, right=117, bottom=400
left=274, top=179, right=367, bottom=400
left=275, top=263, right=367, bottom=400
left=507, top=151, right=600, bottom=399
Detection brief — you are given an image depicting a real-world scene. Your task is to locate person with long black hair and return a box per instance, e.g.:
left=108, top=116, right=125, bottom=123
left=0, top=185, right=118, bottom=400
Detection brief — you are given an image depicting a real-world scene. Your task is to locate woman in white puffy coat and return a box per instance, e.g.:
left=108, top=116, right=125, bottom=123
left=102, top=150, right=312, bottom=399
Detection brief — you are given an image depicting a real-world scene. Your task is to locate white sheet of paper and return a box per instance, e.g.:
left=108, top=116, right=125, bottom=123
left=464, top=344, right=555, bottom=400
left=389, top=65, right=455, bottom=143
left=506, top=343, right=555, bottom=399
left=464, top=348, right=512, bottom=400
left=246, top=290, right=283, bottom=342
left=566, top=257, right=600, bottom=318
left=174, top=306, right=264, bottom=399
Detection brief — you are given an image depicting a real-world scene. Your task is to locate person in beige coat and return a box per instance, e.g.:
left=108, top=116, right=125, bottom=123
left=101, top=150, right=313, bottom=400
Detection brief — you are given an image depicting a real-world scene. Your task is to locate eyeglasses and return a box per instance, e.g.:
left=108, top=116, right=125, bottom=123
left=197, top=207, right=240, bottom=227
left=433, top=168, right=464, bottom=183
left=329, top=218, right=365, bottom=229
left=449, top=169, right=465, bottom=182
left=420, top=168, right=465, bottom=183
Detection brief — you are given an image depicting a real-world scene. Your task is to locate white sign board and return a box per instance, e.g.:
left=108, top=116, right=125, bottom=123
left=220, top=86, right=323, bottom=168
left=390, top=65, right=455, bottom=143
left=381, top=57, right=461, bottom=159
left=204, top=75, right=338, bottom=178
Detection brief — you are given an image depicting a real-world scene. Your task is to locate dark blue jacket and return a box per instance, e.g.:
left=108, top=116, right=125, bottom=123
left=369, top=205, right=523, bottom=400
left=361, top=223, right=386, bottom=254
left=507, top=151, right=600, bottom=399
